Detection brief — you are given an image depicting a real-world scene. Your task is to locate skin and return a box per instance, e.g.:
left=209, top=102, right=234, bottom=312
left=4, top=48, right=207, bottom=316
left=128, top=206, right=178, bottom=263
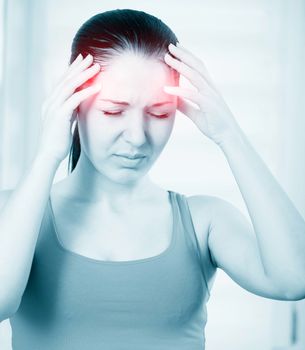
left=50, top=51, right=180, bottom=261
left=163, top=43, right=305, bottom=300
left=52, top=43, right=305, bottom=301
left=66, top=51, right=178, bottom=206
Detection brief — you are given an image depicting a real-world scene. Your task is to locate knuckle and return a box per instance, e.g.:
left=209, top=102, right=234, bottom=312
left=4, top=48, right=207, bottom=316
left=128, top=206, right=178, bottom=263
left=62, top=74, right=74, bottom=88
left=61, top=65, right=98, bottom=94
left=70, top=90, right=80, bottom=102
left=67, top=73, right=86, bottom=91
left=65, top=95, right=78, bottom=110
left=177, top=61, right=183, bottom=71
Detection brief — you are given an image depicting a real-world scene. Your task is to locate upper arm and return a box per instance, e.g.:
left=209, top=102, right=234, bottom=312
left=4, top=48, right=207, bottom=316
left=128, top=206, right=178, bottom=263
left=205, top=196, right=293, bottom=300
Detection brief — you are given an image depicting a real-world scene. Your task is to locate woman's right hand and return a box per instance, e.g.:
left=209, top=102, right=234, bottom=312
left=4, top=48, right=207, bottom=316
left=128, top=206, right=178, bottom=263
left=37, top=53, right=101, bottom=164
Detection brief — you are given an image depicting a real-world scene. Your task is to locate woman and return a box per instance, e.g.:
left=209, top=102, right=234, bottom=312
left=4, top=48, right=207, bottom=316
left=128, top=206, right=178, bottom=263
left=1, top=8, right=305, bottom=350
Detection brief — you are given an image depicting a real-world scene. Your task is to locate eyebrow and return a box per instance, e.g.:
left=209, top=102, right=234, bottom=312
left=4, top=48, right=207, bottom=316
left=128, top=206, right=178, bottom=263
left=98, top=99, right=174, bottom=107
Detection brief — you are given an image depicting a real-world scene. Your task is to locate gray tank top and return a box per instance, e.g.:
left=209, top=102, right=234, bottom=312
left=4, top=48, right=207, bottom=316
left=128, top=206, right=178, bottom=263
left=10, top=190, right=211, bottom=349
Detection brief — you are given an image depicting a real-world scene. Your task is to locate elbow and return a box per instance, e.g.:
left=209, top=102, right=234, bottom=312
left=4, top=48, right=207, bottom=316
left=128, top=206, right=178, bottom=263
left=279, top=282, right=305, bottom=301
left=0, top=311, right=13, bottom=323
left=283, top=290, right=305, bottom=301
left=0, top=297, right=21, bottom=322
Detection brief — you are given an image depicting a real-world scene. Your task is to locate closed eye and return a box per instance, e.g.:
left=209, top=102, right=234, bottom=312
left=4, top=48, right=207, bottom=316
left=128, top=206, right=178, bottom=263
left=150, top=113, right=170, bottom=119
left=101, top=111, right=170, bottom=119
left=102, top=111, right=122, bottom=116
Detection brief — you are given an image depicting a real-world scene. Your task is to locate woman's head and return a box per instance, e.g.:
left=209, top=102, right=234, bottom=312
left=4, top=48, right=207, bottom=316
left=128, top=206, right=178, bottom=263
left=68, top=9, right=179, bottom=185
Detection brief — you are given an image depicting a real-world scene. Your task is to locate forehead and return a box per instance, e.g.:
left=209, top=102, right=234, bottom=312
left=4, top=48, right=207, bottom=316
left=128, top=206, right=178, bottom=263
left=94, top=52, right=176, bottom=106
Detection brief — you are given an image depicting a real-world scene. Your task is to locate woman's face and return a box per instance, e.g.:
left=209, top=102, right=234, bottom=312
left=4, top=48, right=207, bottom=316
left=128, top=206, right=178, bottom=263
left=77, top=51, right=178, bottom=184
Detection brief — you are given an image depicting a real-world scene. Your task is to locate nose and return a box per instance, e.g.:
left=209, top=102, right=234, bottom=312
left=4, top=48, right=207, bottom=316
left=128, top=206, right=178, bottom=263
left=122, top=113, right=147, bottom=147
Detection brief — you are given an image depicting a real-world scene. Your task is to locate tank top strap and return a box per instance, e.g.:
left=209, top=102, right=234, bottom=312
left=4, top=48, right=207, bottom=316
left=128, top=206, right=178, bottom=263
left=174, top=192, right=211, bottom=296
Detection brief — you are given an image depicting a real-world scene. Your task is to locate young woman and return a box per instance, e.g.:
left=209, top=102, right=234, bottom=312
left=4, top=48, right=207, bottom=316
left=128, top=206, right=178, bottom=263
left=1, top=8, right=305, bottom=350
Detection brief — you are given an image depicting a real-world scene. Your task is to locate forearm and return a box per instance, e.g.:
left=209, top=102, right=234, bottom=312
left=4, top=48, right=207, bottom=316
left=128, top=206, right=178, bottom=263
left=218, top=129, right=305, bottom=291
left=0, top=153, right=59, bottom=315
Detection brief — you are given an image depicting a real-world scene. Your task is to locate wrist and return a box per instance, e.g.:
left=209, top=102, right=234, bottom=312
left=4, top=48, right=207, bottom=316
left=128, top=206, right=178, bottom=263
left=34, top=152, right=62, bottom=170
left=215, top=128, right=246, bottom=151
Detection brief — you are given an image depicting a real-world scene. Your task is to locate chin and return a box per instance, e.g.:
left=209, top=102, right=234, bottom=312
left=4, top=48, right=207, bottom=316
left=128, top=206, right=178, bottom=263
left=95, top=165, right=147, bottom=184
left=91, top=155, right=154, bottom=184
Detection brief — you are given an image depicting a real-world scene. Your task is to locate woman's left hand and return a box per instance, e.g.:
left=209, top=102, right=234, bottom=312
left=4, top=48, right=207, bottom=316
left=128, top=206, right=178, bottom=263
left=163, top=43, right=242, bottom=146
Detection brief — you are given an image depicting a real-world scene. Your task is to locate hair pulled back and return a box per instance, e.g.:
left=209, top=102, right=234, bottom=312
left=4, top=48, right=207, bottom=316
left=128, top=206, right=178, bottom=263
left=68, top=9, right=179, bottom=173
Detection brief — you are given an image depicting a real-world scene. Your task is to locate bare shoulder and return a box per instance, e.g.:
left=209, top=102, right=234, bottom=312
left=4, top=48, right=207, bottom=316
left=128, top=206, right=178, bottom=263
left=185, top=193, right=228, bottom=233
left=186, top=194, right=254, bottom=269
left=186, top=194, right=241, bottom=227
left=185, top=194, right=223, bottom=270
left=186, top=194, right=246, bottom=276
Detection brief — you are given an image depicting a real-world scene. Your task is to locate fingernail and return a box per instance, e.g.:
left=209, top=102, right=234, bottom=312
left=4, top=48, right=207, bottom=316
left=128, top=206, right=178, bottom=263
left=86, top=53, right=92, bottom=59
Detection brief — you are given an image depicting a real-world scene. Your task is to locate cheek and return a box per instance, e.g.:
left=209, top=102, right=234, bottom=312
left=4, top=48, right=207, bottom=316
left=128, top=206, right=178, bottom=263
left=77, top=115, right=107, bottom=156
left=150, top=116, right=175, bottom=148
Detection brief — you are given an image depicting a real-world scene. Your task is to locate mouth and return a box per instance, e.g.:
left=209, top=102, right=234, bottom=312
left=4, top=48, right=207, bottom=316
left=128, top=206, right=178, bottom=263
left=113, top=153, right=147, bottom=167
left=114, top=153, right=146, bottom=160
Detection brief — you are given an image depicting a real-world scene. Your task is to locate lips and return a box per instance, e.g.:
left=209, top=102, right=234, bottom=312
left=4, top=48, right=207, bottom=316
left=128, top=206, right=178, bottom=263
left=115, top=153, right=146, bottom=160
left=113, top=153, right=146, bottom=168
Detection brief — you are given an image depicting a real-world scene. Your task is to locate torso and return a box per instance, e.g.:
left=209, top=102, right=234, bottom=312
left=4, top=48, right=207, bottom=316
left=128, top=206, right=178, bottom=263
left=50, top=183, right=215, bottom=276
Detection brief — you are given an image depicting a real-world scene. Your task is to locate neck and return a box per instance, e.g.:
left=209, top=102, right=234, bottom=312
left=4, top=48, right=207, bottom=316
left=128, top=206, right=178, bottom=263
left=59, top=151, right=159, bottom=206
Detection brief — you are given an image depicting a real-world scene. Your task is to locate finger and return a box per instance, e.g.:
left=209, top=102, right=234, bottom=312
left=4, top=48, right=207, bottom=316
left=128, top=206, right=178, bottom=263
left=51, top=53, right=85, bottom=95
left=62, top=84, right=102, bottom=114
left=168, top=43, right=216, bottom=89
left=177, top=96, right=199, bottom=114
left=164, top=53, right=207, bottom=91
left=49, top=54, right=94, bottom=105
left=163, top=86, right=202, bottom=107
left=63, top=54, right=94, bottom=82
left=69, top=53, right=83, bottom=69
left=54, top=63, right=101, bottom=106
left=177, top=97, right=202, bottom=123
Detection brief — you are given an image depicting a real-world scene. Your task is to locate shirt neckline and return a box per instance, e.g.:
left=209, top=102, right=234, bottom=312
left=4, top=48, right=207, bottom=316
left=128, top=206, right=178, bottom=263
left=48, top=190, right=178, bottom=265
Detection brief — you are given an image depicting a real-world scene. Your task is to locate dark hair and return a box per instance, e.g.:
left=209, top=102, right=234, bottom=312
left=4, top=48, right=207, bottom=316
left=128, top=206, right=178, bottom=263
left=68, top=9, right=179, bottom=173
